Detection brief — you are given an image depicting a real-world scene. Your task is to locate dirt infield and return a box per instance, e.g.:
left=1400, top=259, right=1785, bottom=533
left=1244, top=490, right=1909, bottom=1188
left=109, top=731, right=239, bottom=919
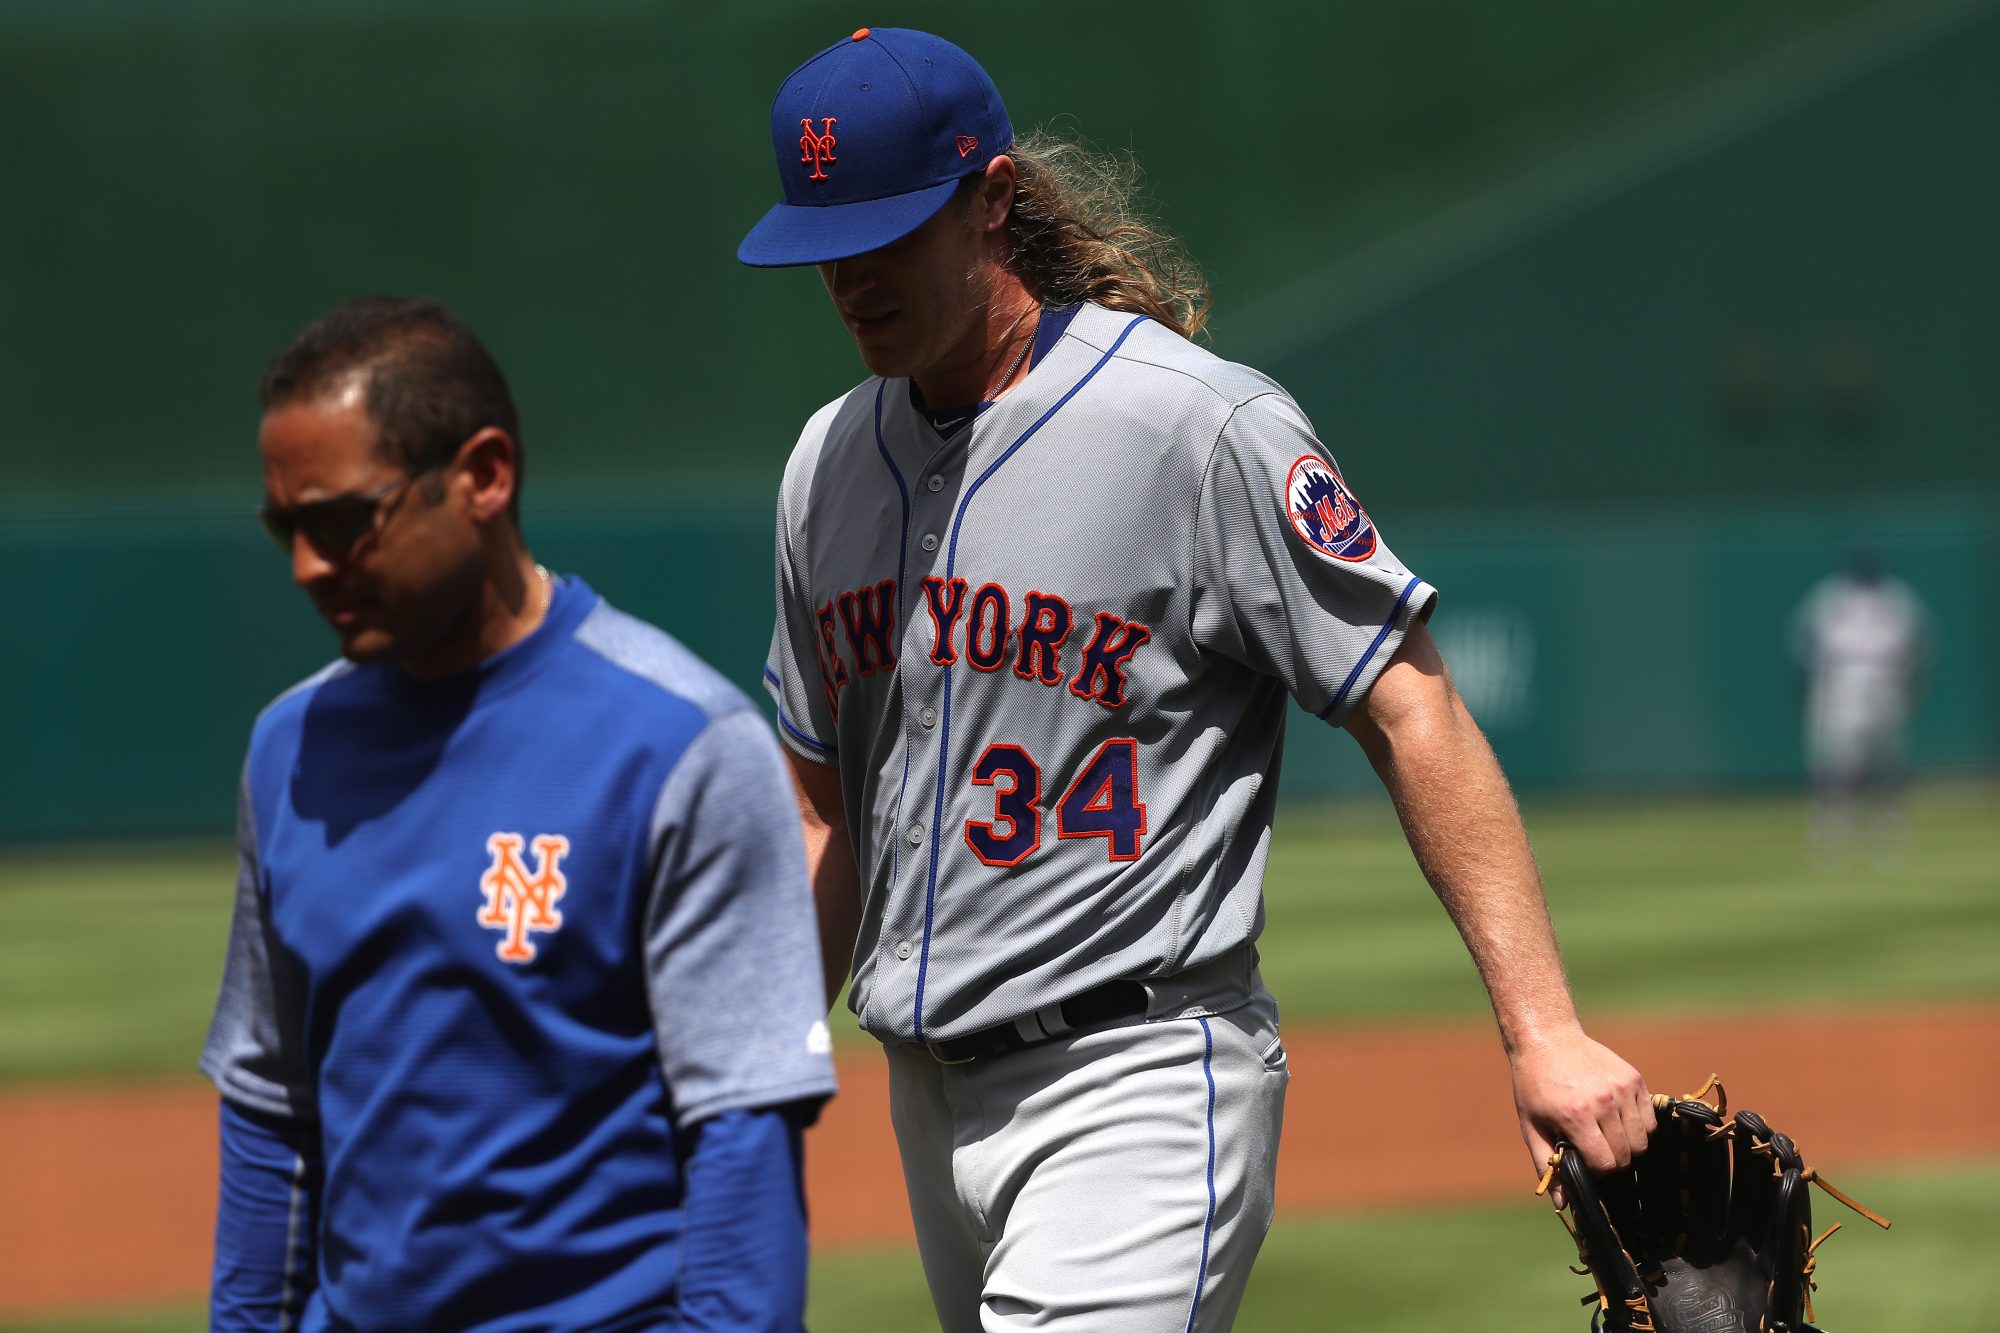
left=5, top=1002, right=1995, bottom=1320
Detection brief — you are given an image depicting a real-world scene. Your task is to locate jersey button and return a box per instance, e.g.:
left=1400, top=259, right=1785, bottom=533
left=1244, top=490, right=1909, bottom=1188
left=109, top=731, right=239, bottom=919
left=907, top=825, right=924, bottom=847
left=920, top=533, right=939, bottom=552
left=926, top=475, right=945, bottom=492
left=895, top=940, right=915, bottom=960
left=919, top=707, right=937, bottom=729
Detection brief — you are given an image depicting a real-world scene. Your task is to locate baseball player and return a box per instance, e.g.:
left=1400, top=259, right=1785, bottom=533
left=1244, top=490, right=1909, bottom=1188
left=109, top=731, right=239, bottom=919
left=1789, top=544, right=1931, bottom=859
left=741, top=28, right=1652, bottom=1332
left=201, top=297, right=835, bottom=1331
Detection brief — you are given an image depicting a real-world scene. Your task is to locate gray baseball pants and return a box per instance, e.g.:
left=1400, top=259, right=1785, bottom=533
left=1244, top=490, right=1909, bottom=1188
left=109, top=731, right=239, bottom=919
left=883, top=963, right=1288, bottom=1332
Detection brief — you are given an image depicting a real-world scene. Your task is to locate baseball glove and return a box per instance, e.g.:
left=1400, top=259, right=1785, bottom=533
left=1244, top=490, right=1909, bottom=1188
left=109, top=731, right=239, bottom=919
left=1538, top=1075, right=1888, bottom=1333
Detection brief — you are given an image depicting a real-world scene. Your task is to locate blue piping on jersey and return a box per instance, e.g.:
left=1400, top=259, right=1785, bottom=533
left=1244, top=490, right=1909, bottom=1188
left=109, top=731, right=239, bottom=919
left=873, top=382, right=916, bottom=883
left=1183, top=1017, right=1219, bottom=1333
left=912, top=314, right=1149, bottom=1040
left=776, top=708, right=836, bottom=756
left=766, top=665, right=837, bottom=755
left=1317, top=575, right=1427, bottom=721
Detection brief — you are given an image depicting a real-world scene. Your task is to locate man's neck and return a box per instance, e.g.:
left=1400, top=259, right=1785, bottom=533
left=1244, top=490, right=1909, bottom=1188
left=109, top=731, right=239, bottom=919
left=911, top=277, right=1041, bottom=409
left=398, top=548, right=549, bottom=681
left=474, top=551, right=552, bottom=663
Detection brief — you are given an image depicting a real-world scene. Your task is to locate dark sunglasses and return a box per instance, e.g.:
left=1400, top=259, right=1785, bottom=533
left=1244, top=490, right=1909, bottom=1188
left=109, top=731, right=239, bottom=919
left=258, top=469, right=433, bottom=554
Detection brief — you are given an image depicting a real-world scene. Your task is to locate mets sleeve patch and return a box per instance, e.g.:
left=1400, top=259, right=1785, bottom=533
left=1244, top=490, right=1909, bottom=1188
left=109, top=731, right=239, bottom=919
left=1285, top=455, right=1378, bottom=563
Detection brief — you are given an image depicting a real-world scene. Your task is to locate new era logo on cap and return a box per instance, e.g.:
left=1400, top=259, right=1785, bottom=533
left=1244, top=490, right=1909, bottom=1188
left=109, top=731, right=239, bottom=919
left=738, top=27, right=1014, bottom=267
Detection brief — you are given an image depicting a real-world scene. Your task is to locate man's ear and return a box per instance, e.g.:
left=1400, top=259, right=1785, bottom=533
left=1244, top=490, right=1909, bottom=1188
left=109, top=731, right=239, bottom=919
left=978, top=154, right=1018, bottom=234
left=454, top=428, right=518, bottom=524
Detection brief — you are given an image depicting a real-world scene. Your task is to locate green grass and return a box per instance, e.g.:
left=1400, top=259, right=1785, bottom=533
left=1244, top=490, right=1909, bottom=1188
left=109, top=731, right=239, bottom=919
left=3, top=782, right=1995, bottom=1082
left=2, top=1316, right=203, bottom=1333
left=15, top=1160, right=1988, bottom=1333
left=1229, top=1162, right=1984, bottom=1333
left=0, top=843, right=232, bottom=1083
left=1255, top=779, right=2000, bottom=1024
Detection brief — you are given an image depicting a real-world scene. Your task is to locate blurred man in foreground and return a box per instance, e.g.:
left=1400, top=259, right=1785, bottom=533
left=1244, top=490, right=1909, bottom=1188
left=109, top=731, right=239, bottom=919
left=202, top=296, right=834, bottom=1331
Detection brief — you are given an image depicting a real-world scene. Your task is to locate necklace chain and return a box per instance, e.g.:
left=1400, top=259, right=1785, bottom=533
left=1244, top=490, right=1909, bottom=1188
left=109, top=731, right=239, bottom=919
left=989, top=303, right=1041, bottom=400
left=991, top=333, right=1033, bottom=399
left=533, top=563, right=552, bottom=622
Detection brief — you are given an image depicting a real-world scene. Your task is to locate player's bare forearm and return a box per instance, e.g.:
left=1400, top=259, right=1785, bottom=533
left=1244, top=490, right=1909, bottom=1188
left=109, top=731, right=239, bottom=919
left=785, top=751, right=864, bottom=1009
left=1345, top=623, right=1652, bottom=1176
left=1344, top=625, right=1572, bottom=1043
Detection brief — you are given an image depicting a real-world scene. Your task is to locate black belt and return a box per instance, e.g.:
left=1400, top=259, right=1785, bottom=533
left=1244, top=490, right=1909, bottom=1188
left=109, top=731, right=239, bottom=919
left=924, top=980, right=1148, bottom=1064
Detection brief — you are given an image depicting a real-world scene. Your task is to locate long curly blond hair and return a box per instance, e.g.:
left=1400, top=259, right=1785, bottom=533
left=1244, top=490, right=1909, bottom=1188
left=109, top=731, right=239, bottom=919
left=1002, top=129, right=1211, bottom=341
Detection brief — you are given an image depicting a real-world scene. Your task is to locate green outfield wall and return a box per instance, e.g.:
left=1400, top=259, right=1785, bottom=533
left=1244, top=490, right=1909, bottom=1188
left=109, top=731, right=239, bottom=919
left=7, top=498, right=1992, bottom=839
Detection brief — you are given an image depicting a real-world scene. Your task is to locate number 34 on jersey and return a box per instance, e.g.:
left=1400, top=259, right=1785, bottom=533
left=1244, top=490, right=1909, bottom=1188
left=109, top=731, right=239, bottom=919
left=813, top=574, right=1151, bottom=872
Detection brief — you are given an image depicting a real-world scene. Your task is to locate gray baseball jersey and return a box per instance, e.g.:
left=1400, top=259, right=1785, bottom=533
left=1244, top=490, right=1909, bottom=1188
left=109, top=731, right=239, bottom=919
left=766, top=303, right=1436, bottom=1044
left=1790, top=572, right=1929, bottom=774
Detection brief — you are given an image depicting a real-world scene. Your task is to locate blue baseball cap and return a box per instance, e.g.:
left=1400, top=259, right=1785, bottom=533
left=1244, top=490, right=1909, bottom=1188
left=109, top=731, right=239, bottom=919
left=737, top=27, right=1013, bottom=268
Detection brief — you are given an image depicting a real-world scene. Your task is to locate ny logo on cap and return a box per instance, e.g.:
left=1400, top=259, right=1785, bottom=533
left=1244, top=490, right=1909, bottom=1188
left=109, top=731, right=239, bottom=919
left=799, top=117, right=838, bottom=181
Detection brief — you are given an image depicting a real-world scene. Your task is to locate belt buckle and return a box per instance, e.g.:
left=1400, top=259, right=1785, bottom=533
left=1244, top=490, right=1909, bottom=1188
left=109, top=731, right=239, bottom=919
left=925, top=1040, right=979, bottom=1066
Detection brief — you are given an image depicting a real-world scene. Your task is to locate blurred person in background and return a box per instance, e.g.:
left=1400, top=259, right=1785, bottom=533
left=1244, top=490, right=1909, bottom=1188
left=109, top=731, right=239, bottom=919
left=1790, top=543, right=1932, bottom=862
left=201, top=296, right=834, bottom=1331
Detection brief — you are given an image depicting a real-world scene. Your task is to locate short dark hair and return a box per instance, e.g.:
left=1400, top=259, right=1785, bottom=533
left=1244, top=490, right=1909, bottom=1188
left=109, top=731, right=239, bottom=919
left=259, top=296, right=525, bottom=515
